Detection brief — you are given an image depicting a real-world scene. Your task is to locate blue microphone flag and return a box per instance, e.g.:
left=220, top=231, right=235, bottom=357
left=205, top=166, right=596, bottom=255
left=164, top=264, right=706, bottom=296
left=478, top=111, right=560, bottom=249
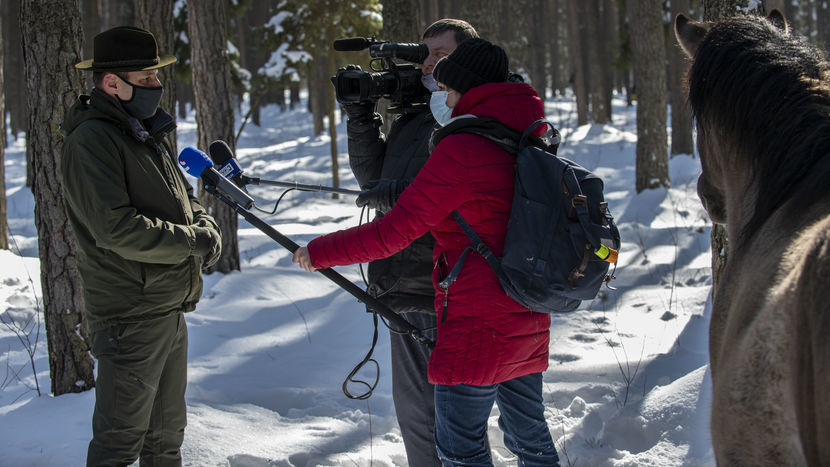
left=178, top=147, right=214, bottom=177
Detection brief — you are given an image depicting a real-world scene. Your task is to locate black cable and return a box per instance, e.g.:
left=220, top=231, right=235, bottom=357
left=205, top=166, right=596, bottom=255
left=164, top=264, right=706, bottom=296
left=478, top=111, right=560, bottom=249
left=254, top=188, right=297, bottom=215
left=342, top=313, right=380, bottom=400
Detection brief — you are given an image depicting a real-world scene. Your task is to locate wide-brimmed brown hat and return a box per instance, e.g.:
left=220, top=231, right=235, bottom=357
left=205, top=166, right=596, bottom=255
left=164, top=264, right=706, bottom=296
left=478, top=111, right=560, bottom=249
left=75, top=26, right=176, bottom=71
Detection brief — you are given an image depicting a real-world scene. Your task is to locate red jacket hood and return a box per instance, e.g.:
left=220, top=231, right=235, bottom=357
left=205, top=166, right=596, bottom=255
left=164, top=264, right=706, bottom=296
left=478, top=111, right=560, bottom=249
left=451, top=82, right=545, bottom=134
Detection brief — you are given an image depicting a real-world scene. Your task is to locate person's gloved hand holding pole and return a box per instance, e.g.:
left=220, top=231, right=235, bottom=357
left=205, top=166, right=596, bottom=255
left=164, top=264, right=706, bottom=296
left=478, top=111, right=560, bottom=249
left=356, top=179, right=408, bottom=212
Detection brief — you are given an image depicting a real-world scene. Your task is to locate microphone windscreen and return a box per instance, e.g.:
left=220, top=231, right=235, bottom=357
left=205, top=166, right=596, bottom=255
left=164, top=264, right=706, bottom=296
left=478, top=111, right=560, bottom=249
left=178, top=147, right=213, bottom=177
left=333, top=37, right=368, bottom=51
left=209, top=140, right=234, bottom=165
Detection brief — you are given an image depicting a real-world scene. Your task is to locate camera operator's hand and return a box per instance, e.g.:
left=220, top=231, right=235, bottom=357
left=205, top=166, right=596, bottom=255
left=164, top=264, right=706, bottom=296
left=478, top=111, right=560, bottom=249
left=340, top=100, right=376, bottom=122
left=356, top=179, right=406, bottom=212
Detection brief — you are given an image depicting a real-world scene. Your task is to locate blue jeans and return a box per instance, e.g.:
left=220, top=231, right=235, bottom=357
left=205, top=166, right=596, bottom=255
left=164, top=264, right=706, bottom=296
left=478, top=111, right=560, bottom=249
left=434, top=372, right=559, bottom=466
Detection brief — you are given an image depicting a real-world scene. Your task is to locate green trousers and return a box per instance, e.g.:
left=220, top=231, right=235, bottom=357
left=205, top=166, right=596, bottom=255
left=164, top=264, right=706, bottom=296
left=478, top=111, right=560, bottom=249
left=87, top=313, right=188, bottom=467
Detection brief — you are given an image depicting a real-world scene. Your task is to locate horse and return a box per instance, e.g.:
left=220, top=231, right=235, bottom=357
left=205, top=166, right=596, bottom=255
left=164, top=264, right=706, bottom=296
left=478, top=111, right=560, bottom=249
left=675, top=11, right=830, bottom=466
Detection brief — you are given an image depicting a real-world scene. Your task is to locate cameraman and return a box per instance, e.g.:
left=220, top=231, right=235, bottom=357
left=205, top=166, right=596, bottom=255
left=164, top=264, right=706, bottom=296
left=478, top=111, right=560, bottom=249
left=340, top=19, right=478, bottom=467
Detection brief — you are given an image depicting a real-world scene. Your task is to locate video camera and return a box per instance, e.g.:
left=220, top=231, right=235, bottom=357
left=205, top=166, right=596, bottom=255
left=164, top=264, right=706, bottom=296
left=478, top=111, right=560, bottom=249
left=331, top=37, right=429, bottom=112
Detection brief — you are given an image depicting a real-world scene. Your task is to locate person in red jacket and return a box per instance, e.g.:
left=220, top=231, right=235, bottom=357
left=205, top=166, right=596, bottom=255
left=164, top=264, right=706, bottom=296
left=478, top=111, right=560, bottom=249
left=294, top=38, right=559, bottom=466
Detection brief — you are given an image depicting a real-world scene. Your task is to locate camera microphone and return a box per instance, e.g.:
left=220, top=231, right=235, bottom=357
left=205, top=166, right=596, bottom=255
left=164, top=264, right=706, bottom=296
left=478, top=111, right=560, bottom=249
left=178, top=147, right=254, bottom=210
left=209, top=140, right=248, bottom=188
left=333, top=37, right=369, bottom=51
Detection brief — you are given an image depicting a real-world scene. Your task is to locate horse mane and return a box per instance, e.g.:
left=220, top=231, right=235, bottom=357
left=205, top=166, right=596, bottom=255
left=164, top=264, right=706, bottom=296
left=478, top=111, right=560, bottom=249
left=687, top=15, right=830, bottom=242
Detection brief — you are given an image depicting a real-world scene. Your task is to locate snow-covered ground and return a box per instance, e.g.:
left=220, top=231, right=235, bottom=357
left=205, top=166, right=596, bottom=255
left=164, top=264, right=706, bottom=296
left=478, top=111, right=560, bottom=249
left=0, top=93, right=715, bottom=466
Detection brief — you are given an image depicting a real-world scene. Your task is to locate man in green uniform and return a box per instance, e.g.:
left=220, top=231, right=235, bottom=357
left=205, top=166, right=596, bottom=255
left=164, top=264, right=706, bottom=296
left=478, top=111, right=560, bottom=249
left=60, top=26, right=221, bottom=466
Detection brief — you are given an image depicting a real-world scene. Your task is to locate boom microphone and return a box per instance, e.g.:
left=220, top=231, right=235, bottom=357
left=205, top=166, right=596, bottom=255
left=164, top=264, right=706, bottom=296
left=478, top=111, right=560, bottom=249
left=333, top=37, right=369, bottom=51
left=178, top=147, right=254, bottom=209
left=209, top=140, right=248, bottom=188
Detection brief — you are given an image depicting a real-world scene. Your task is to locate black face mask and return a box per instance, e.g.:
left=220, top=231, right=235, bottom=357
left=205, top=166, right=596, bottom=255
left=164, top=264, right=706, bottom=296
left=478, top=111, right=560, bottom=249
left=117, top=76, right=164, bottom=120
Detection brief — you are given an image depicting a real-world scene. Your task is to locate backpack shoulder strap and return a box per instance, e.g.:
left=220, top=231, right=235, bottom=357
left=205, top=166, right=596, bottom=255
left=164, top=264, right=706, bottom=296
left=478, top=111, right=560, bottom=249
left=438, top=210, right=504, bottom=292
left=429, top=117, right=521, bottom=153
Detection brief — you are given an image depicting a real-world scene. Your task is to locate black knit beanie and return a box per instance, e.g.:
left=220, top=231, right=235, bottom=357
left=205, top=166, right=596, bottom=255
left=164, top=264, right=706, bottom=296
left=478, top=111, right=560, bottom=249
left=433, top=38, right=509, bottom=94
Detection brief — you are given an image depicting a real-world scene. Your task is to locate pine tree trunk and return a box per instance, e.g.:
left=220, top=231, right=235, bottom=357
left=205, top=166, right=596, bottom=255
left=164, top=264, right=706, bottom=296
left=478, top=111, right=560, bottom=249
left=100, top=0, right=134, bottom=30
left=309, top=59, right=326, bottom=135
left=0, top=13, right=7, bottom=251
left=586, top=0, right=609, bottom=123
left=629, top=0, right=669, bottom=193
left=377, top=0, right=421, bottom=136
left=702, top=0, right=758, bottom=20
left=290, top=82, right=300, bottom=109
left=21, top=0, right=95, bottom=396
left=327, top=43, right=339, bottom=198
left=136, top=0, right=178, bottom=152
left=602, top=0, right=618, bottom=113
left=670, top=0, right=695, bottom=156
left=566, top=0, right=589, bottom=125
left=382, top=0, right=421, bottom=42
left=421, top=0, right=439, bottom=33
left=80, top=0, right=100, bottom=92
left=529, top=0, right=548, bottom=98
left=818, top=1, right=830, bottom=53
left=548, top=0, right=562, bottom=96
left=456, top=0, right=498, bottom=39
left=2, top=0, right=27, bottom=140
left=188, top=0, right=240, bottom=274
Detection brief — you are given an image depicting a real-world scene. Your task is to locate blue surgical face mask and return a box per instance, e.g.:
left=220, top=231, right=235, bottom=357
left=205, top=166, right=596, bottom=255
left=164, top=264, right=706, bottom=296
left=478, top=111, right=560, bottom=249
left=117, top=77, right=164, bottom=120
left=421, top=73, right=438, bottom=92
left=430, top=91, right=453, bottom=126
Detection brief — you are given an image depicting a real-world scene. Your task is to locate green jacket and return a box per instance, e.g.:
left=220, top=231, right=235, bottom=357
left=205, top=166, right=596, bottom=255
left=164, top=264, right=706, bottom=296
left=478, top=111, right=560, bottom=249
left=61, top=89, right=220, bottom=333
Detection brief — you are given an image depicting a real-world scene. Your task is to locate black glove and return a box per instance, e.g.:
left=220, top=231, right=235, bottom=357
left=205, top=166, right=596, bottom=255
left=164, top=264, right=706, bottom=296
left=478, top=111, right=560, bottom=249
left=340, top=100, right=376, bottom=122
left=356, top=179, right=406, bottom=212
left=192, top=220, right=222, bottom=269
left=203, top=229, right=222, bottom=269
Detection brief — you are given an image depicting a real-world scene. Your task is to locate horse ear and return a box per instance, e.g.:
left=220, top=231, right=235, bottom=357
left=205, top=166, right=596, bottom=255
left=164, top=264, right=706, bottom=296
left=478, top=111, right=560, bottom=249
left=767, top=9, right=789, bottom=34
left=675, top=13, right=709, bottom=58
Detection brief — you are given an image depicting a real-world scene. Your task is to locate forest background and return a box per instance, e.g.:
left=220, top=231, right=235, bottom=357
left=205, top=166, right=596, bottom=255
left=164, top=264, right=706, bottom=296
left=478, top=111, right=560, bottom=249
left=0, top=0, right=828, bottom=421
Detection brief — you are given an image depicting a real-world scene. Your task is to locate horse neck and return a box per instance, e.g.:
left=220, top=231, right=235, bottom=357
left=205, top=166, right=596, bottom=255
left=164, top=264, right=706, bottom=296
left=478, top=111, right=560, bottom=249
left=721, top=159, right=758, bottom=248
left=728, top=187, right=830, bottom=258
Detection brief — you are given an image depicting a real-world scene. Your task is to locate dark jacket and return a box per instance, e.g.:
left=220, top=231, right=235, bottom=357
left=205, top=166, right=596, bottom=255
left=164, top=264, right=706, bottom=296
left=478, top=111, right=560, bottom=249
left=346, top=105, right=437, bottom=314
left=60, top=89, right=220, bottom=333
left=310, top=82, right=550, bottom=385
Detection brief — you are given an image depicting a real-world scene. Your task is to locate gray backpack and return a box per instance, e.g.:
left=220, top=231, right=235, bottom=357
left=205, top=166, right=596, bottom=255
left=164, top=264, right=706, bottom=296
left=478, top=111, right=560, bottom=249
left=430, top=118, right=620, bottom=313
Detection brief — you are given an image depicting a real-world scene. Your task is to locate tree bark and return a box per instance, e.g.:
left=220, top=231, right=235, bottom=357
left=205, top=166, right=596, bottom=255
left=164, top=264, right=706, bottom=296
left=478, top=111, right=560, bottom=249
left=326, top=41, right=339, bottom=198
left=0, top=13, right=7, bottom=250
left=382, top=0, right=421, bottom=42
left=2, top=0, right=27, bottom=140
left=816, top=1, right=830, bottom=54
left=548, top=0, right=563, bottom=96
left=529, top=0, right=548, bottom=98
left=309, top=59, right=326, bottom=135
left=566, top=0, right=589, bottom=125
left=21, top=0, right=95, bottom=396
left=100, top=0, right=134, bottom=30
left=455, top=0, right=498, bottom=39
left=670, top=0, right=695, bottom=156
left=702, top=0, right=758, bottom=19
left=135, top=0, right=178, bottom=152
left=586, top=0, right=610, bottom=123
left=188, top=0, right=240, bottom=274
left=628, top=0, right=669, bottom=192
left=421, top=0, right=439, bottom=33
left=80, top=0, right=100, bottom=92
left=602, top=0, right=618, bottom=113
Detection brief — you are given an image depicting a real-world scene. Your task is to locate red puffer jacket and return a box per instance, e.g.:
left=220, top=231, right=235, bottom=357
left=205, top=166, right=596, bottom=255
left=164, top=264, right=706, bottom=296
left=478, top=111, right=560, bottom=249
left=308, top=82, right=550, bottom=385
